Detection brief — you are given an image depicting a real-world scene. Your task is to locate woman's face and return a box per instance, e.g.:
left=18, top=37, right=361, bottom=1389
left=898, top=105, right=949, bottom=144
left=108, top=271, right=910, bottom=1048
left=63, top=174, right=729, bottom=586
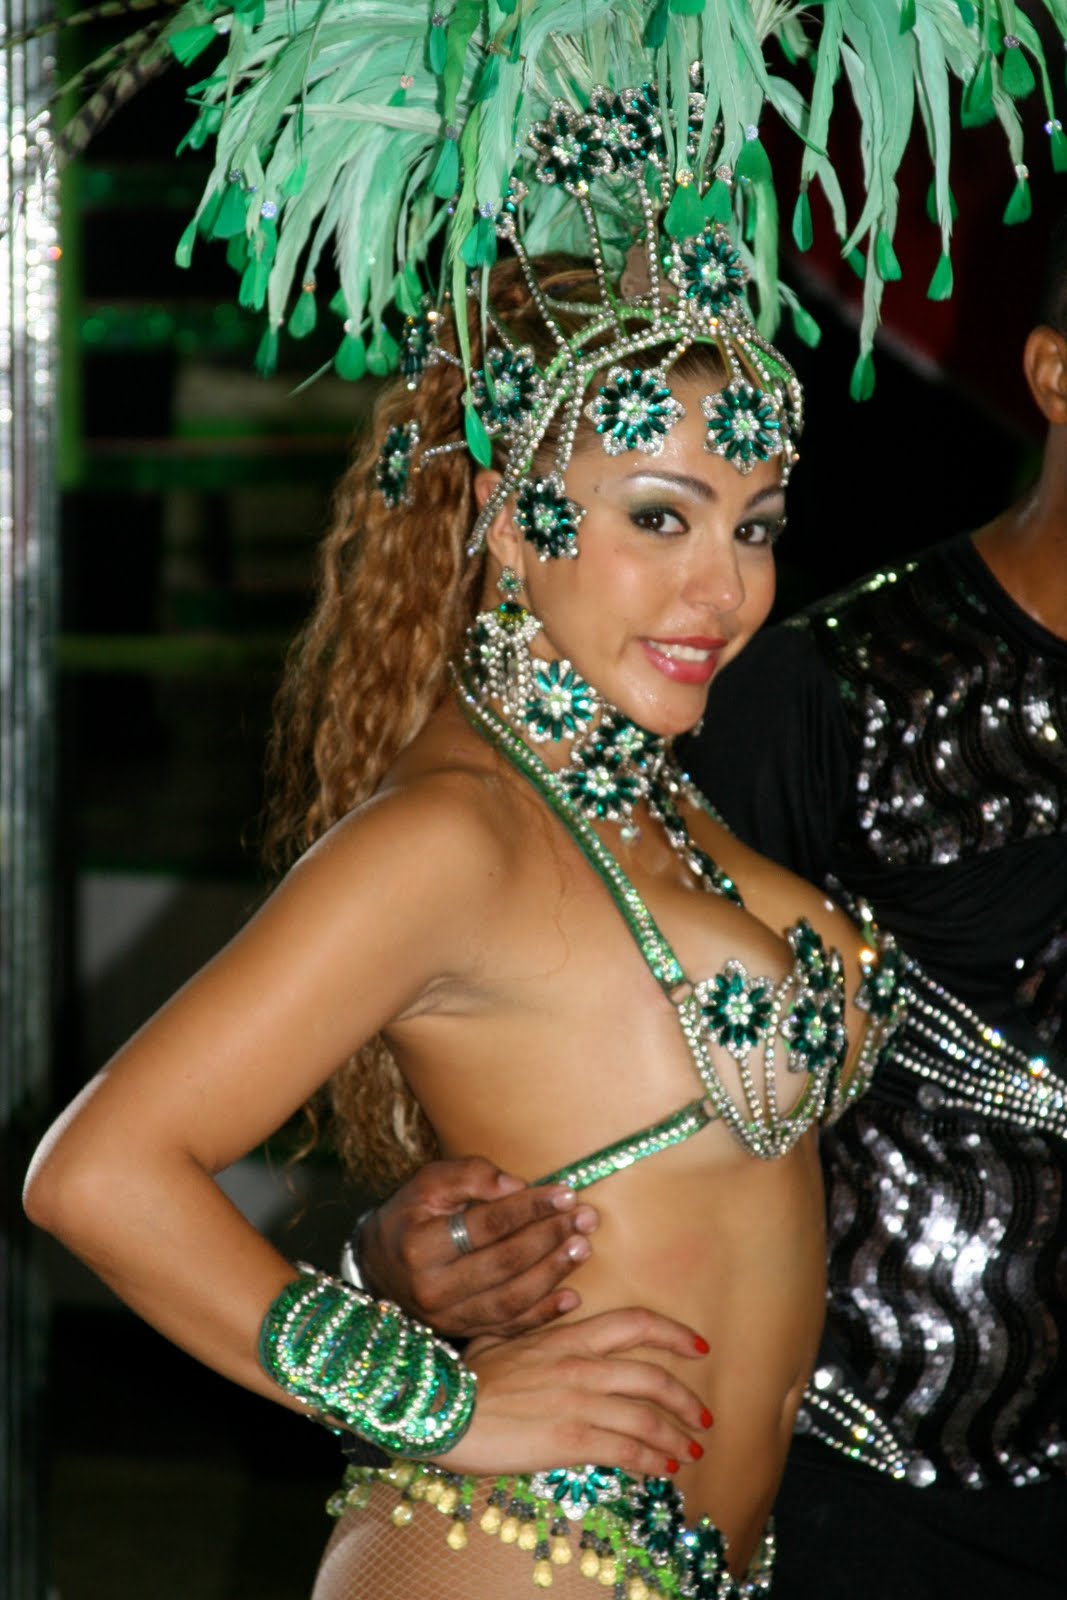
left=489, top=373, right=785, bottom=737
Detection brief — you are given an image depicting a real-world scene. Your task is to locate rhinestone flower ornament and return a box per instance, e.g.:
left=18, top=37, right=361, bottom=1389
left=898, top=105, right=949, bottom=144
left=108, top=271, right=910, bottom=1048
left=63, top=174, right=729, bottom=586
left=560, top=748, right=642, bottom=821
left=529, top=1465, right=624, bottom=1520
left=375, top=421, right=420, bottom=507
left=781, top=992, right=848, bottom=1075
left=515, top=474, right=585, bottom=561
left=668, top=224, right=748, bottom=322
left=628, top=1476, right=685, bottom=1566
left=790, top=919, right=836, bottom=991
left=524, top=660, right=595, bottom=741
left=616, top=82, right=667, bottom=169
left=678, top=1522, right=728, bottom=1599
left=528, top=101, right=613, bottom=194
left=702, top=380, right=784, bottom=472
left=859, top=936, right=907, bottom=1020
left=698, top=962, right=775, bottom=1057
left=585, top=365, right=686, bottom=456
left=472, top=345, right=543, bottom=438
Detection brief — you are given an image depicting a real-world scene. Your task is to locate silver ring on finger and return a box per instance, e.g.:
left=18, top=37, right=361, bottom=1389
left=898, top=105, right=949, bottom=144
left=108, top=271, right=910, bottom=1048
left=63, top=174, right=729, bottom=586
left=447, top=1209, right=474, bottom=1257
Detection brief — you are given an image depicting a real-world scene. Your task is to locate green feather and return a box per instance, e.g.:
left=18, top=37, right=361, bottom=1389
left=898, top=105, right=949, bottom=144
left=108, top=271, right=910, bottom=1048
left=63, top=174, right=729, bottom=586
left=849, top=350, right=876, bottom=400
left=875, top=227, right=901, bottom=280
left=1003, top=175, right=1032, bottom=224
left=789, top=301, right=821, bottom=347
left=429, top=17, right=448, bottom=75
left=703, top=177, right=733, bottom=224
left=168, top=24, right=218, bottom=66
left=368, top=324, right=401, bottom=375
left=961, top=55, right=995, bottom=125
left=288, top=287, right=317, bottom=337
left=334, top=333, right=367, bottom=380
left=643, top=0, right=669, bottom=49
left=255, top=323, right=279, bottom=377
left=899, top=0, right=916, bottom=31
left=791, top=188, right=812, bottom=251
left=464, top=398, right=493, bottom=466
left=664, top=180, right=705, bottom=239
left=1001, top=41, right=1036, bottom=98
left=1051, top=126, right=1067, bottom=171
left=174, top=217, right=198, bottom=268
left=927, top=250, right=953, bottom=300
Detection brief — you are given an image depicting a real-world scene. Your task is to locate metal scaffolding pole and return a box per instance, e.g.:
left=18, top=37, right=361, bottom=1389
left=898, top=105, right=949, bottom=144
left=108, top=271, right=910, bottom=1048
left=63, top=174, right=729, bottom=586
left=1, top=0, right=58, bottom=1592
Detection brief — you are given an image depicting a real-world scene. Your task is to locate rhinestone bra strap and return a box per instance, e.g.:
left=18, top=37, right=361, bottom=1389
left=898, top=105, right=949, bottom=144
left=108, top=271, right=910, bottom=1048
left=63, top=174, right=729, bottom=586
left=457, top=680, right=688, bottom=995
left=532, top=1098, right=714, bottom=1192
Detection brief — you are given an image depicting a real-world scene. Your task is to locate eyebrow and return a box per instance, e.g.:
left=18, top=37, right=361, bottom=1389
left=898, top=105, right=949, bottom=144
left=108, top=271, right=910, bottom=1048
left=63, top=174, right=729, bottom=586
left=620, top=470, right=785, bottom=509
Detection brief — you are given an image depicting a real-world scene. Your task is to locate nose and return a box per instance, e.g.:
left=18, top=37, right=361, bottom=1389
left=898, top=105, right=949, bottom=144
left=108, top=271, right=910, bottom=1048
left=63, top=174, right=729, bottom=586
left=683, top=533, right=746, bottom=616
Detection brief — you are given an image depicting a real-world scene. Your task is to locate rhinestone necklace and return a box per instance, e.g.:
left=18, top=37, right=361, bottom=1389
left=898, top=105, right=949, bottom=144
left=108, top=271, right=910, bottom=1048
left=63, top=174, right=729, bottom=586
left=453, top=647, right=743, bottom=908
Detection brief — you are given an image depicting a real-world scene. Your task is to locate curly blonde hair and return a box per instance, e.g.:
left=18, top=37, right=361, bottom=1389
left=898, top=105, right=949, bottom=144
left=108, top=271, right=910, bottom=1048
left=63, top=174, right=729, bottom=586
left=265, top=256, right=727, bottom=1192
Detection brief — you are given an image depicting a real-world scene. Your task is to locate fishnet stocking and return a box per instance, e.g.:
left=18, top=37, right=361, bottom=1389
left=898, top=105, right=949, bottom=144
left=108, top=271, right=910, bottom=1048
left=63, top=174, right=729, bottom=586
left=312, top=1479, right=611, bottom=1600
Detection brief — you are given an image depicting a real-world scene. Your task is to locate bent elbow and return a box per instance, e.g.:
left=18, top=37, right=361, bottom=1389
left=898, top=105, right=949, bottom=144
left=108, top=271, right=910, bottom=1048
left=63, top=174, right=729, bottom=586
left=23, top=1132, right=120, bottom=1250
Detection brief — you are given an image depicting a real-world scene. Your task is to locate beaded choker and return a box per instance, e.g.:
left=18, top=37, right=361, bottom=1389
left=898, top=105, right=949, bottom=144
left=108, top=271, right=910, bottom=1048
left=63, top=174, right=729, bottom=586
left=459, top=594, right=740, bottom=903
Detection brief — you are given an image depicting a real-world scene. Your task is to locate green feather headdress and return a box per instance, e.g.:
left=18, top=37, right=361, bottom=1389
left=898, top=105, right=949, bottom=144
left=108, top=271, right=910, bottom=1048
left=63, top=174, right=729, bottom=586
left=138, top=0, right=1067, bottom=393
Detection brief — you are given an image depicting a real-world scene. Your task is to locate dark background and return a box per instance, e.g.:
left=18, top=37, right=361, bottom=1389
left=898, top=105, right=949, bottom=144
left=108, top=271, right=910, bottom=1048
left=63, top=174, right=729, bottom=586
left=36, top=31, right=1061, bottom=1599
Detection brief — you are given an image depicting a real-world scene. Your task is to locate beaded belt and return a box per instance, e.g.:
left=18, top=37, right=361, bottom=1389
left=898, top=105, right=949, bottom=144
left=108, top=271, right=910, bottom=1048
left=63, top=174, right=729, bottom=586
left=331, top=1460, right=775, bottom=1599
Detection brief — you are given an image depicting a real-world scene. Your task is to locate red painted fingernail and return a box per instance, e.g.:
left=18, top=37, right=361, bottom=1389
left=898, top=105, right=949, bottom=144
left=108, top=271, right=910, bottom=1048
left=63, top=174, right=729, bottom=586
left=688, top=1441, right=704, bottom=1460
left=665, top=1458, right=680, bottom=1474
left=693, top=1336, right=710, bottom=1354
left=700, top=1408, right=713, bottom=1429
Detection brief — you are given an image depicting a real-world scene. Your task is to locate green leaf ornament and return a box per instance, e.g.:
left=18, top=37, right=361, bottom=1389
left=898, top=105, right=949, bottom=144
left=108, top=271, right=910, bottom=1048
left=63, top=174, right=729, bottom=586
left=898, top=0, right=916, bottom=33
left=1051, top=127, right=1067, bottom=172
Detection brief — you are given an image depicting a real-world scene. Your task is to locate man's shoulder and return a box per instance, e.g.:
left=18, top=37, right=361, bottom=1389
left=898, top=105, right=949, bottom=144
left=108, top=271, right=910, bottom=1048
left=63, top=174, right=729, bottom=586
left=794, top=537, right=963, bottom=640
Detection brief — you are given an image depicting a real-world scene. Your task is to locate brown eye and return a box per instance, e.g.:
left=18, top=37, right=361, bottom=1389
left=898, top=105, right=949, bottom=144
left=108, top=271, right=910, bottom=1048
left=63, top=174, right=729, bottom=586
left=631, top=505, right=687, bottom=536
left=736, top=517, right=786, bottom=547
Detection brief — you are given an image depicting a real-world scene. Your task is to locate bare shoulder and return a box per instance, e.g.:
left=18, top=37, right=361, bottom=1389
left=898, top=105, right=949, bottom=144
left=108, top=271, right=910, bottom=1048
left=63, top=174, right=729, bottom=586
left=288, top=705, right=518, bottom=915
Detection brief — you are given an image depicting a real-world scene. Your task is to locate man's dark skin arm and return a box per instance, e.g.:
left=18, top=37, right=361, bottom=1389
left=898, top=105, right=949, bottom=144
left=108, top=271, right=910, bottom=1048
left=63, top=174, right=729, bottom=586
left=356, top=1157, right=599, bottom=1339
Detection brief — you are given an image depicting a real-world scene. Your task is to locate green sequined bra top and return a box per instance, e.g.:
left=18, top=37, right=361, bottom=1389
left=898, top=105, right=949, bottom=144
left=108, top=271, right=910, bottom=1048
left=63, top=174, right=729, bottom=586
left=455, top=675, right=905, bottom=1190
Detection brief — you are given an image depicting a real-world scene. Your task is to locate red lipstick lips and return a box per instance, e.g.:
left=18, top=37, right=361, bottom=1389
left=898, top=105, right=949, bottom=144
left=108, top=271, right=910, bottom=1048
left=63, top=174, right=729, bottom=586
left=640, top=635, right=726, bottom=685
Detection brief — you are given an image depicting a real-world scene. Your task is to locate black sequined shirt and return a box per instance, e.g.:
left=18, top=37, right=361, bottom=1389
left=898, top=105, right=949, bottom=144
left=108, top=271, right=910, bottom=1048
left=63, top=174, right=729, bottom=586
left=687, top=534, right=1067, bottom=1488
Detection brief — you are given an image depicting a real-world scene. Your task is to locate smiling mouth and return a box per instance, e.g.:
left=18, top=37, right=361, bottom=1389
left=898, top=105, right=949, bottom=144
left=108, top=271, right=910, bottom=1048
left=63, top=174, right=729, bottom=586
left=648, top=640, right=716, bottom=662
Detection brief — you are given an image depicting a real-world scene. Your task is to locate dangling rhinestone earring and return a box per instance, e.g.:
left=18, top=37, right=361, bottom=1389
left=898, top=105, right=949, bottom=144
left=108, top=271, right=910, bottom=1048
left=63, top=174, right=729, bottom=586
left=463, top=570, right=543, bottom=721
left=497, top=565, right=523, bottom=599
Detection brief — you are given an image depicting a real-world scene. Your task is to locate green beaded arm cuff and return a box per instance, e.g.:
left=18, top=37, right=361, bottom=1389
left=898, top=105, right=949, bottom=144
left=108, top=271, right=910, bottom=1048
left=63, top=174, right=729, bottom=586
left=258, top=1269, right=477, bottom=1459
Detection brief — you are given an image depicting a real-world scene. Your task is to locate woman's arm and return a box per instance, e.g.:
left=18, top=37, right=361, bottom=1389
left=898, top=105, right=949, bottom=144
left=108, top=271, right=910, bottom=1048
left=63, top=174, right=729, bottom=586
left=25, top=774, right=710, bottom=1471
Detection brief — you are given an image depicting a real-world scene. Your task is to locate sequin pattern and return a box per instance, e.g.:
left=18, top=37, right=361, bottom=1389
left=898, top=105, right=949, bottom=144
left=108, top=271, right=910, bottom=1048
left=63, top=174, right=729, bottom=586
left=796, top=554, right=1067, bottom=868
left=810, top=1094, right=1067, bottom=1488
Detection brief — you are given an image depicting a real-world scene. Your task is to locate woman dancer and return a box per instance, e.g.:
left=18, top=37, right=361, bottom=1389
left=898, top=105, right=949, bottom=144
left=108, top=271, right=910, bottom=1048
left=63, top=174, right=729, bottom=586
left=25, top=220, right=902, bottom=1596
